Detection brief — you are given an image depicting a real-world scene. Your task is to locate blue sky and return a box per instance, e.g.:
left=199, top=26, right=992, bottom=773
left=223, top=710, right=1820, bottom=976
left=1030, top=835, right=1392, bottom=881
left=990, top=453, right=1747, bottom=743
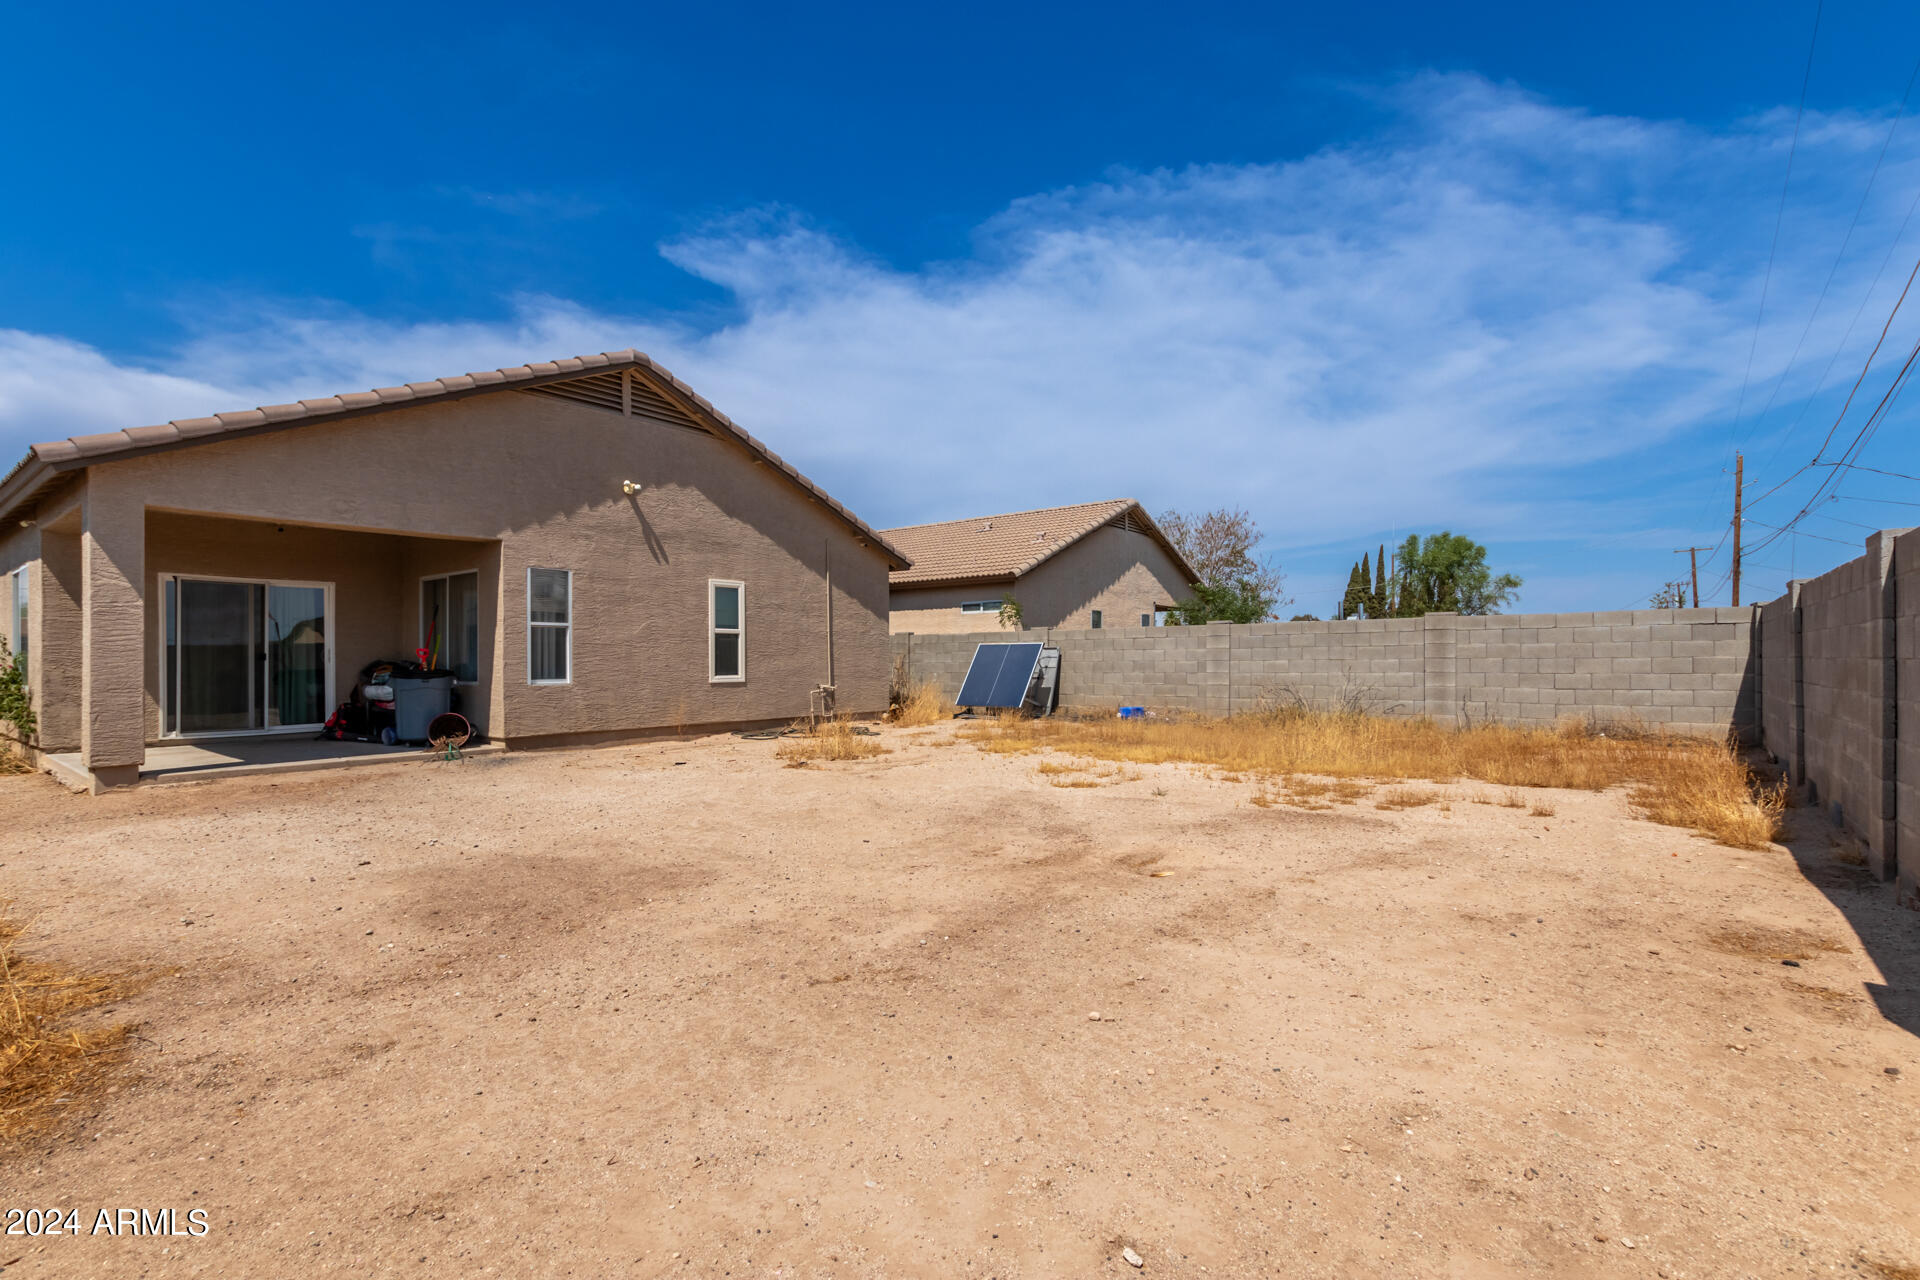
left=5, top=1, right=1920, bottom=614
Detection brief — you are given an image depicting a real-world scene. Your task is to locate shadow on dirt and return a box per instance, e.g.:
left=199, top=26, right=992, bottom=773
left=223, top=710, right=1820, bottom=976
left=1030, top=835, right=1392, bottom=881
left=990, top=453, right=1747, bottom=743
left=1776, top=805, right=1920, bottom=1040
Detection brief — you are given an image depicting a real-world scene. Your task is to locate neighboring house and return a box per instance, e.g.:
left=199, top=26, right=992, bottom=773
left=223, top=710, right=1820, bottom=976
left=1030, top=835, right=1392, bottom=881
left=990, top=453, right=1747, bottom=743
left=0, top=350, right=907, bottom=790
left=882, top=499, right=1197, bottom=635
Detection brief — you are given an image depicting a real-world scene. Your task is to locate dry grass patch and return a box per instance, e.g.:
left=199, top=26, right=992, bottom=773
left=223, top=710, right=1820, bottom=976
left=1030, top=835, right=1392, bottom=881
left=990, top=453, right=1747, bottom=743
left=1037, top=759, right=1133, bottom=788
left=0, top=745, right=32, bottom=777
left=961, top=710, right=1783, bottom=847
left=1627, top=743, right=1785, bottom=850
left=1528, top=802, right=1557, bottom=818
left=775, top=718, right=888, bottom=765
left=887, top=678, right=947, bottom=728
left=2, top=908, right=143, bottom=1144
left=1375, top=786, right=1442, bottom=811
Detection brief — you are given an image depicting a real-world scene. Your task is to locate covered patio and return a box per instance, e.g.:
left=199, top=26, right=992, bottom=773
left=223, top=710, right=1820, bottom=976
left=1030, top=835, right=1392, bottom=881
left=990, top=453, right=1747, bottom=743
left=28, top=498, right=502, bottom=791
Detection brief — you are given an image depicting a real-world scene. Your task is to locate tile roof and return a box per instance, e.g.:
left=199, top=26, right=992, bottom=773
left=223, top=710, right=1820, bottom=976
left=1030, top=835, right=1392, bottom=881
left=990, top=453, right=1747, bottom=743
left=0, top=350, right=908, bottom=568
left=880, top=499, right=1195, bottom=587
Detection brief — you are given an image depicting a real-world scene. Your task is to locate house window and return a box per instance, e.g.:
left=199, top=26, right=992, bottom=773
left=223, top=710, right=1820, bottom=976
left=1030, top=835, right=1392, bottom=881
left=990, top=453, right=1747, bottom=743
left=710, top=580, right=744, bottom=682
left=1141, top=613, right=1150, bottom=627
left=421, top=571, right=481, bottom=684
left=528, top=568, right=571, bottom=685
left=9, top=568, right=25, bottom=672
left=1091, top=610, right=1103, bottom=629
left=959, top=600, right=1000, bottom=614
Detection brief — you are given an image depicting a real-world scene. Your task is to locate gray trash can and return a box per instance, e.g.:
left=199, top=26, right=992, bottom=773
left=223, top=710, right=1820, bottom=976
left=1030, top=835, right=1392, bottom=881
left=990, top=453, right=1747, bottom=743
left=389, top=673, right=453, bottom=743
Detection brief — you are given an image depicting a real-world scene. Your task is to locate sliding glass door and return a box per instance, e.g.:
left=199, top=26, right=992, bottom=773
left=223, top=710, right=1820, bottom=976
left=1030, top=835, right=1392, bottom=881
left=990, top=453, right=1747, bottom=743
left=162, top=576, right=333, bottom=736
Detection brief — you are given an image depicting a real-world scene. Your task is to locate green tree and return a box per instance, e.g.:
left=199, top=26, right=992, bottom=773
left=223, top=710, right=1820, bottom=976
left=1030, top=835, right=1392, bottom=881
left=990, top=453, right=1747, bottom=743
left=1368, top=545, right=1387, bottom=618
left=1158, top=506, right=1290, bottom=623
left=1391, top=533, right=1521, bottom=616
left=1166, top=580, right=1273, bottom=625
left=997, top=594, right=1024, bottom=630
left=1339, top=559, right=1367, bottom=619
left=1649, top=580, right=1689, bottom=609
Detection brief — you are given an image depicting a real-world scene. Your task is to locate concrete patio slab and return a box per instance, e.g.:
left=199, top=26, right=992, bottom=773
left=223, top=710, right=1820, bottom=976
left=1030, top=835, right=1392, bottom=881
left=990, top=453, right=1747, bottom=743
left=45, top=736, right=502, bottom=792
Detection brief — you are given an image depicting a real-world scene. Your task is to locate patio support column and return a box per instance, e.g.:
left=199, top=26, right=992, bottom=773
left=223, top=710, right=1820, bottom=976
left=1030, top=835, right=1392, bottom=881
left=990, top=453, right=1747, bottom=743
left=80, top=476, right=144, bottom=790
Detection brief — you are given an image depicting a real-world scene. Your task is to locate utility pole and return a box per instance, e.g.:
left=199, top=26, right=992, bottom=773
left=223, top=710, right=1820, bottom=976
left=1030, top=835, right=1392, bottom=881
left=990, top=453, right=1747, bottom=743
left=1673, top=546, right=1707, bottom=608
left=1731, top=452, right=1743, bottom=608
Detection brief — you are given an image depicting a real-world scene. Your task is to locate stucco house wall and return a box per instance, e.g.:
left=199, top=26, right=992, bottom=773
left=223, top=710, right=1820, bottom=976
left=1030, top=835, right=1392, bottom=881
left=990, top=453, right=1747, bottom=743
left=1015, top=524, right=1193, bottom=630
left=891, top=524, right=1194, bottom=634
left=0, top=358, right=897, bottom=783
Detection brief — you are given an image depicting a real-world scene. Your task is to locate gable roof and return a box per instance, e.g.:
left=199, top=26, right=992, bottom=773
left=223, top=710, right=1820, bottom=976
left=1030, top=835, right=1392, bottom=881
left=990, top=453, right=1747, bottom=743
left=880, top=499, right=1196, bottom=588
left=0, top=349, right=909, bottom=569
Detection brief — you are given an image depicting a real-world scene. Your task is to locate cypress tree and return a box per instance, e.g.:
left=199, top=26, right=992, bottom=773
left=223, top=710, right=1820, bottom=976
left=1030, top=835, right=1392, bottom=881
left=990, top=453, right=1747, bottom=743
left=1340, top=560, right=1364, bottom=619
left=1372, top=545, right=1387, bottom=617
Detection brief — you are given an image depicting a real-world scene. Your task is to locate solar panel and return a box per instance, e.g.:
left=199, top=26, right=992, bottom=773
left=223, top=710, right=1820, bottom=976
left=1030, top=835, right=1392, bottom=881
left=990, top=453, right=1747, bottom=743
left=955, top=642, right=1045, bottom=708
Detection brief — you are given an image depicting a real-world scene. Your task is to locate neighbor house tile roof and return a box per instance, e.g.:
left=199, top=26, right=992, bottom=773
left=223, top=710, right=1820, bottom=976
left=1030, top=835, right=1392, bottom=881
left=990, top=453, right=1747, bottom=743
left=880, top=499, right=1195, bottom=588
left=0, top=350, right=908, bottom=568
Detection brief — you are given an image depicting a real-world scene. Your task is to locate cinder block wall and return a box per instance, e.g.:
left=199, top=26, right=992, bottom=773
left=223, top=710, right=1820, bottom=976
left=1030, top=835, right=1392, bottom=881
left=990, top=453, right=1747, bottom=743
left=1795, top=547, right=1893, bottom=864
left=898, top=536, right=1920, bottom=911
left=890, top=606, right=1755, bottom=736
left=1756, top=589, right=1798, bottom=779
left=1896, top=529, right=1920, bottom=906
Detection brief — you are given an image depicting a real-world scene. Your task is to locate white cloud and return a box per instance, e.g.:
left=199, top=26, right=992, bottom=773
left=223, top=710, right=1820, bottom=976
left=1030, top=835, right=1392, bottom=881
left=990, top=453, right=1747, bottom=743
left=4, top=73, right=1916, bottom=610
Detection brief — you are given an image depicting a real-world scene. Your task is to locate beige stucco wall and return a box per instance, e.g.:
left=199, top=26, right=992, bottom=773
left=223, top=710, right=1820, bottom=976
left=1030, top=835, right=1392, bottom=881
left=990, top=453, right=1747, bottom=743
left=887, top=581, right=1019, bottom=635
left=141, top=512, right=500, bottom=737
left=0, top=480, right=85, bottom=753
left=889, top=525, right=1192, bottom=634
left=50, top=387, right=890, bottom=764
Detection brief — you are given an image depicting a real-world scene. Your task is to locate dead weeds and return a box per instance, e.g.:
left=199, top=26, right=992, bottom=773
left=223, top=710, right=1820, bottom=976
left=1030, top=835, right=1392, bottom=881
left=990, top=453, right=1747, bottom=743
left=887, top=678, right=946, bottom=728
left=962, top=710, right=1784, bottom=848
left=775, top=717, right=888, bottom=764
left=1, top=906, right=144, bottom=1144
left=1376, top=786, right=1442, bottom=811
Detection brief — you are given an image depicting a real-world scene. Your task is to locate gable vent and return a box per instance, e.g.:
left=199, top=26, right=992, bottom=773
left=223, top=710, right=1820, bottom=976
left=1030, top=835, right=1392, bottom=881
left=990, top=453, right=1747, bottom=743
left=1108, top=510, right=1145, bottom=534
left=524, top=370, right=625, bottom=413
left=521, top=369, right=708, bottom=432
left=628, top=377, right=700, bottom=427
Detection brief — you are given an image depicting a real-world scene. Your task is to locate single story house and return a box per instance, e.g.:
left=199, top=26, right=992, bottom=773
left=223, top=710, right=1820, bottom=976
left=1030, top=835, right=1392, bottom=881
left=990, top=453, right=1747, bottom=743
left=882, top=499, right=1197, bottom=634
left=0, top=350, right=908, bottom=790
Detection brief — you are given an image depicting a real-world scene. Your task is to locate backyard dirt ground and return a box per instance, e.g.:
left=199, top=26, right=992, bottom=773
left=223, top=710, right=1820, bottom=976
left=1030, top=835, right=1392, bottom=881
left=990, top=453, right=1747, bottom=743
left=1, top=723, right=1917, bottom=1279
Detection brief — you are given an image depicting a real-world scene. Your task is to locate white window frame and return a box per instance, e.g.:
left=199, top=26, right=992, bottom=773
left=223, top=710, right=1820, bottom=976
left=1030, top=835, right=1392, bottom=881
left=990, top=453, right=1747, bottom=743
left=527, top=567, right=572, bottom=687
left=420, top=570, right=482, bottom=686
left=959, top=600, right=1000, bottom=614
left=708, top=579, right=745, bottom=684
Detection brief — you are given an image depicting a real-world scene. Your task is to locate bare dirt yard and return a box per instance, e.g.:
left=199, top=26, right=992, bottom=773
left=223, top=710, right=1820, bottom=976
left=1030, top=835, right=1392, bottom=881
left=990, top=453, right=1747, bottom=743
left=1, top=723, right=1917, bottom=1278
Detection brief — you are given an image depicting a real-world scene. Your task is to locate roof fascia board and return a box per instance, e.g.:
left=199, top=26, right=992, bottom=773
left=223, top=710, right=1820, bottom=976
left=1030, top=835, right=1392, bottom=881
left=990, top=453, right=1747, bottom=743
left=0, top=355, right=911, bottom=569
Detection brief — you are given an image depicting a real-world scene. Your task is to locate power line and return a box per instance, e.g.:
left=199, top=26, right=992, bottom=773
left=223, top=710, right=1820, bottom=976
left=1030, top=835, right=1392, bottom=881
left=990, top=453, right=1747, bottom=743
left=1732, top=0, right=1826, bottom=452
left=1823, top=460, right=1920, bottom=482
left=1734, top=251, right=1920, bottom=564
left=1811, top=254, right=1920, bottom=460
left=1745, top=518, right=1858, bottom=547
left=1762, top=158, right=1920, bottom=473
left=1808, top=510, right=1884, bottom=532
left=1836, top=490, right=1920, bottom=507
left=1749, top=52, right=1920, bottom=472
